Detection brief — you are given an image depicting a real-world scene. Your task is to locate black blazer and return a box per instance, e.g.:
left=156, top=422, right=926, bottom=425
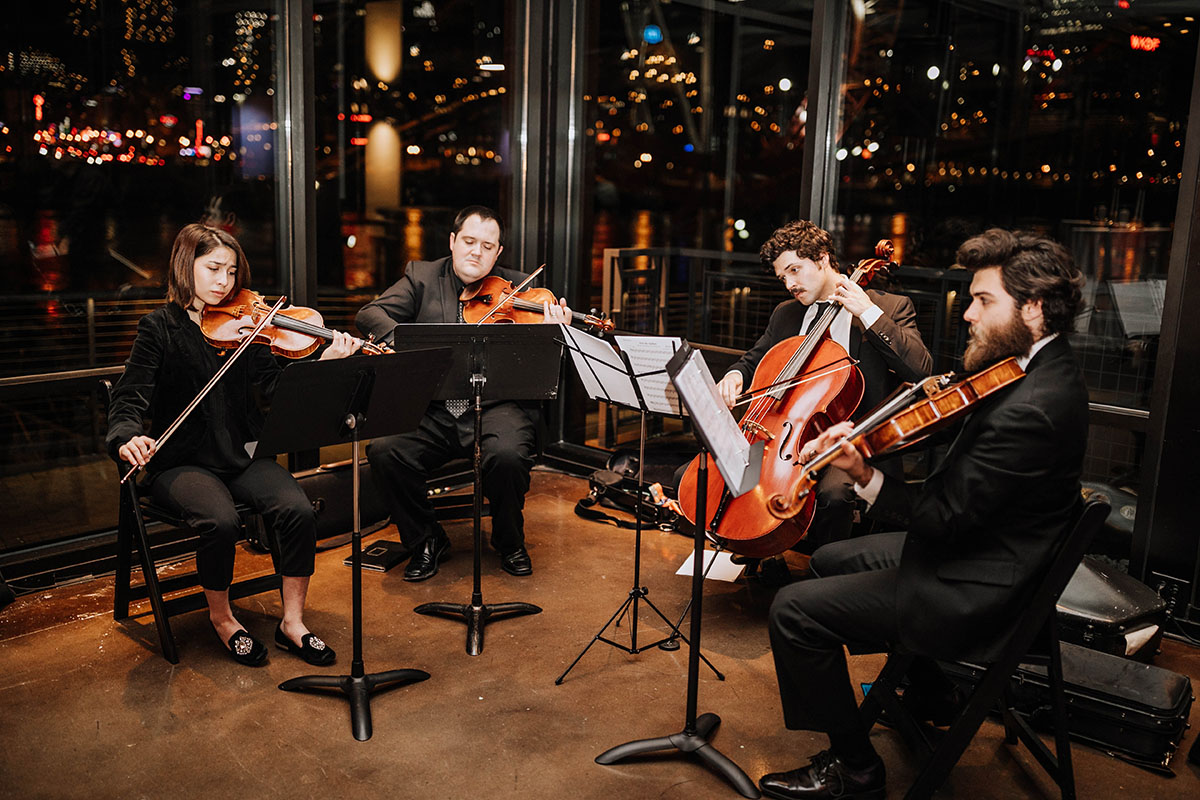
left=355, top=256, right=531, bottom=338
left=727, top=290, right=932, bottom=420
left=105, top=302, right=280, bottom=474
left=870, top=335, right=1089, bottom=661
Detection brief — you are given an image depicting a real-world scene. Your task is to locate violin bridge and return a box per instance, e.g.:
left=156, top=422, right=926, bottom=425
left=923, top=373, right=953, bottom=398
left=743, top=421, right=774, bottom=441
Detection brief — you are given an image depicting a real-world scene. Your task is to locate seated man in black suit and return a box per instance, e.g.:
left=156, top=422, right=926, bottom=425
left=758, top=229, right=1088, bottom=799
left=356, top=206, right=570, bottom=581
left=716, top=220, right=932, bottom=551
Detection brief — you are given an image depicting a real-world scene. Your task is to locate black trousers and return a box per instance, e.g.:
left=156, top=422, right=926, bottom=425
left=768, top=532, right=907, bottom=735
left=148, top=459, right=318, bottom=592
left=366, top=401, right=536, bottom=553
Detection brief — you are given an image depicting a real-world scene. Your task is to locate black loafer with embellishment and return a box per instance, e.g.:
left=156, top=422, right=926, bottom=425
left=225, top=629, right=268, bottom=667
left=274, top=624, right=336, bottom=666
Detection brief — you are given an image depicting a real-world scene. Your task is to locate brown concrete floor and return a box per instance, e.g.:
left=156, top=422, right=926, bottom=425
left=1, top=469, right=1199, bottom=800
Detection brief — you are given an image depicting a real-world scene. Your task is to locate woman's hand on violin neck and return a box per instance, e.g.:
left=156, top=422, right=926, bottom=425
left=541, top=298, right=573, bottom=325
left=832, top=276, right=874, bottom=318
left=318, top=330, right=364, bottom=361
left=809, top=422, right=873, bottom=484
left=717, top=371, right=743, bottom=409
left=118, top=435, right=157, bottom=467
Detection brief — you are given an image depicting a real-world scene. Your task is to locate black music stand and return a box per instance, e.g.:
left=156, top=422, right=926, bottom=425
left=596, top=341, right=763, bottom=799
left=257, top=350, right=450, bottom=742
left=389, top=324, right=562, bottom=655
left=555, top=326, right=722, bottom=684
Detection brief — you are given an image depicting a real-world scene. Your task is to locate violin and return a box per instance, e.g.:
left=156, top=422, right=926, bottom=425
left=201, top=288, right=391, bottom=358
left=677, top=240, right=896, bottom=557
left=767, top=357, right=1025, bottom=519
left=461, top=273, right=614, bottom=333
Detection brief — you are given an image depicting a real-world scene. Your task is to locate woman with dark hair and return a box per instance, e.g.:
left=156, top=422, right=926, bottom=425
left=106, top=223, right=361, bottom=667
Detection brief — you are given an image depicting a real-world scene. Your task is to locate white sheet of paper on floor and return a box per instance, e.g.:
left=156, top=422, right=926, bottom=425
left=675, top=549, right=744, bottom=582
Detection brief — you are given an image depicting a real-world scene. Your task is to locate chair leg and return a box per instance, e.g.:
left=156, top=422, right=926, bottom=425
left=114, top=489, right=135, bottom=621
left=860, top=652, right=914, bottom=728
left=1001, top=681, right=1019, bottom=745
left=126, top=483, right=180, bottom=664
left=904, top=657, right=1019, bottom=800
left=1045, top=625, right=1076, bottom=800
left=862, top=653, right=936, bottom=758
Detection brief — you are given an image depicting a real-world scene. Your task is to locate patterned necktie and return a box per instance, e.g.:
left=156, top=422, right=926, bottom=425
left=445, top=300, right=470, bottom=417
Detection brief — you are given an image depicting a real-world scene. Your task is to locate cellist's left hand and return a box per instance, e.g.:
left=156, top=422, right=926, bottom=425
left=542, top=298, right=573, bottom=325
left=832, top=275, right=874, bottom=318
left=319, top=330, right=363, bottom=360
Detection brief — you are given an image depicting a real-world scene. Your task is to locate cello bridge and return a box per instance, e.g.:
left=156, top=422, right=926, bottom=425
left=742, top=420, right=774, bottom=441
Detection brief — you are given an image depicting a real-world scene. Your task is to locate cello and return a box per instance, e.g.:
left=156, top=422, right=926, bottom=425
left=677, top=240, right=897, bottom=557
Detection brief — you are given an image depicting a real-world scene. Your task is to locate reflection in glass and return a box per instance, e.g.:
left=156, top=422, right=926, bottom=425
left=581, top=1, right=812, bottom=301
left=832, top=1, right=1196, bottom=418
left=0, top=2, right=284, bottom=550
left=312, top=0, right=512, bottom=298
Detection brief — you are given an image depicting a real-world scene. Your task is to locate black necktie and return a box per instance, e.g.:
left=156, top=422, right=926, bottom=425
left=804, top=302, right=832, bottom=335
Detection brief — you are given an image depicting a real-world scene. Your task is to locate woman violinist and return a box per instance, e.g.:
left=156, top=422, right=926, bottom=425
left=106, top=223, right=362, bottom=667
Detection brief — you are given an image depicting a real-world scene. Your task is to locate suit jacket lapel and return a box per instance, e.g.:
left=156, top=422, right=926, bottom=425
left=440, top=261, right=461, bottom=323
left=849, top=316, right=864, bottom=359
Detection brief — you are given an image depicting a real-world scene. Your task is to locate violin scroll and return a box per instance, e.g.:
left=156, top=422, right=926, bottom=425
left=847, top=238, right=898, bottom=289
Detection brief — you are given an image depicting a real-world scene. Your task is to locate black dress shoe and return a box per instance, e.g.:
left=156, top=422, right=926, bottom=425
left=404, top=532, right=450, bottom=581
left=499, top=546, right=532, bottom=576
left=223, top=629, right=268, bottom=667
left=759, top=750, right=886, bottom=800
left=274, top=624, right=336, bottom=666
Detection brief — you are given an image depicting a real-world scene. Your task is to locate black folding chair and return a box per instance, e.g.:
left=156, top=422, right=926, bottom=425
left=103, top=379, right=282, bottom=664
left=859, top=498, right=1112, bottom=800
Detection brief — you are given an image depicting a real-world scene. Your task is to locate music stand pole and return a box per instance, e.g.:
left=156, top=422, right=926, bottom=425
left=556, top=408, right=723, bottom=684
left=414, top=364, right=541, bottom=655
left=279, top=407, right=430, bottom=742
left=595, top=449, right=759, bottom=798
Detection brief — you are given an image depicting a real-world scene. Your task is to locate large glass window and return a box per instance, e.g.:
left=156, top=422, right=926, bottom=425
left=311, top=0, right=514, bottom=333
left=570, top=0, right=813, bottom=447
left=829, top=1, right=1197, bottom=565
left=0, top=1, right=284, bottom=552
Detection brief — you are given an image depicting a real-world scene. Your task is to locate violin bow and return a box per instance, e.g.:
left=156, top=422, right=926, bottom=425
left=470, top=265, right=545, bottom=325
left=120, top=295, right=288, bottom=484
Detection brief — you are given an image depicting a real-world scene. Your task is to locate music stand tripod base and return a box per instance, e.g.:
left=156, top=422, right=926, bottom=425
left=279, top=666, right=430, bottom=742
left=595, top=712, right=759, bottom=798
left=415, top=600, right=542, bottom=656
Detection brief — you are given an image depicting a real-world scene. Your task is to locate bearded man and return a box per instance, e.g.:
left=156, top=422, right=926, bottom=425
left=756, top=229, right=1088, bottom=800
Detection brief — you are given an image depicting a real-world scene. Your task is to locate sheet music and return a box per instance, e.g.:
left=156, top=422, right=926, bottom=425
left=1107, top=279, right=1166, bottom=337
left=559, top=324, right=641, bottom=408
left=667, top=344, right=758, bottom=496
left=613, top=334, right=685, bottom=416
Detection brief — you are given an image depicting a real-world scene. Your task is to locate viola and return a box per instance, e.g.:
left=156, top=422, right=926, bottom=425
left=461, top=273, right=614, bottom=333
left=677, top=240, right=896, bottom=557
left=201, top=288, right=391, bottom=358
left=767, top=357, right=1025, bottom=519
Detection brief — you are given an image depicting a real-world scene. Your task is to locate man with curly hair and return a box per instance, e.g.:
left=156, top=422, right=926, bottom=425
left=717, top=220, right=932, bottom=551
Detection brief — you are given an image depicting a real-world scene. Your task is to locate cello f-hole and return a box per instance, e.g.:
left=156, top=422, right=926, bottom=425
left=777, top=421, right=796, bottom=462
